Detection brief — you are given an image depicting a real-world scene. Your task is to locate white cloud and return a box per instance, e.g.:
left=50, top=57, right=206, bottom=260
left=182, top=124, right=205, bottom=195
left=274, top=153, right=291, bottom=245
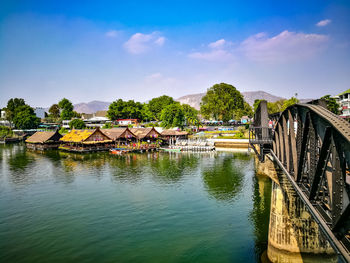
left=124, top=32, right=165, bottom=54
left=316, top=19, right=331, bottom=27
left=105, top=30, right=119, bottom=38
left=189, top=49, right=233, bottom=62
left=240, top=30, right=329, bottom=63
left=208, top=39, right=226, bottom=49
left=154, top=37, right=165, bottom=46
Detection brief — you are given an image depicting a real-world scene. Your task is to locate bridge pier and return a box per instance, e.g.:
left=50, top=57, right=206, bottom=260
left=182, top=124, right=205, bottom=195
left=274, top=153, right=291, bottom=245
left=267, top=176, right=337, bottom=262
left=255, top=156, right=337, bottom=262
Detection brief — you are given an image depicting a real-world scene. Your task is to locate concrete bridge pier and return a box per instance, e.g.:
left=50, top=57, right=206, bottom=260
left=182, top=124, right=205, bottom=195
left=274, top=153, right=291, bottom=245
left=255, top=157, right=338, bottom=262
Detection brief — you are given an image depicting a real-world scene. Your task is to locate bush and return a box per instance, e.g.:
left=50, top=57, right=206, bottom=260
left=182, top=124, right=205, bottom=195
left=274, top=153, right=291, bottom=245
left=0, top=126, right=13, bottom=139
left=59, top=127, right=68, bottom=135
left=102, top=122, right=112, bottom=129
left=69, top=119, right=86, bottom=129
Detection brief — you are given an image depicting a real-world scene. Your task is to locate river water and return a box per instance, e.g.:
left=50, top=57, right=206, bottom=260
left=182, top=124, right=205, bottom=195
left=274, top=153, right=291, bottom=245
left=0, top=144, right=272, bottom=263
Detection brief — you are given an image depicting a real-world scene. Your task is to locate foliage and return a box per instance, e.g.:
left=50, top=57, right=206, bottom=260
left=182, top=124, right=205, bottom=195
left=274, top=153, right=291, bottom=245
left=107, top=99, right=143, bottom=120
left=58, top=98, right=74, bottom=120
left=200, top=83, right=246, bottom=122
left=148, top=95, right=175, bottom=120
left=102, top=122, right=112, bottom=129
left=59, top=127, right=68, bottom=135
left=321, top=95, right=340, bottom=114
left=160, top=103, right=185, bottom=128
left=141, top=103, right=154, bottom=122
left=12, top=105, right=40, bottom=129
left=69, top=119, right=86, bottom=129
left=5, top=98, right=26, bottom=123
left=0, top=126, right=13, bottom=138
left=48, top=104, right=60, bottom=119
left=235, top=101, right=253, bottom=118
left=281, top=97, right=299, bottom=112
left=182, top=104, right=199, bottom=126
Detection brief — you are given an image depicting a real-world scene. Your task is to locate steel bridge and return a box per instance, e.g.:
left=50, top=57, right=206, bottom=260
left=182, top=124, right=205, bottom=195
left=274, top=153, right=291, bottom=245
left=249, top=100, right=350, bottom=261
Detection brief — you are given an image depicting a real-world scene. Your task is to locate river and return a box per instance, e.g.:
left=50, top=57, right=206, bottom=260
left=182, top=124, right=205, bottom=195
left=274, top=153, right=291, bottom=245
left=0, top=144, right=272, bottom=262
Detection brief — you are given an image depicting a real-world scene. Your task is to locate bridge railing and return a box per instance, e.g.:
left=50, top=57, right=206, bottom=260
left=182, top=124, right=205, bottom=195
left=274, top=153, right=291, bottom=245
left=248, top=127, right=274, bottom=144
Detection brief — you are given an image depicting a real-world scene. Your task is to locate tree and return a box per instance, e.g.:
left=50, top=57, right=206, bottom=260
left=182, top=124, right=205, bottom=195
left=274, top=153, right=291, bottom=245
left=48, top=104, right=60, bottom=119
left=148, top=95, right=175, bottom=120
left=235, top=101, right=253, bottom=119
left=107, top=99, right=143, bottom=120
left=58, top=98, right=74, bottom=120
left=321, top=95, right=340, bottom=114
left=281, top=97, right=299, bottom=112
left=141, top=103, right=154, bottom=122
left=253, top=99, right=263, bottom=112
left=12, top=105, right=40, bottom=129
left=69, top=119, right=86, bottom=129
left=160, top=103, right=185, bottom=128
left=200, top=83, right=245, bottom=122
left=182, top=104, right=199, bottom=126
left=5, top=98, right=25, bottom=124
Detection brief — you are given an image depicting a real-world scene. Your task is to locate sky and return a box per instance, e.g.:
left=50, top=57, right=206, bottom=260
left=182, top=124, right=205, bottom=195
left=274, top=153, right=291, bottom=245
left=1, top=0, right=350, bottom=107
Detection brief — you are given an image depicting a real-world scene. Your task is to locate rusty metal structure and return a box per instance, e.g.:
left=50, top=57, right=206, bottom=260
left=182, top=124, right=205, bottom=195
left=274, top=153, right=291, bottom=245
left=250, top=100, right=350, bottom=261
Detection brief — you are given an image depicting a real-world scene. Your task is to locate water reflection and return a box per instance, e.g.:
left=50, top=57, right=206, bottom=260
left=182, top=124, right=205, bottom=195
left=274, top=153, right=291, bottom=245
left=202, top=154, right=248, bottom=202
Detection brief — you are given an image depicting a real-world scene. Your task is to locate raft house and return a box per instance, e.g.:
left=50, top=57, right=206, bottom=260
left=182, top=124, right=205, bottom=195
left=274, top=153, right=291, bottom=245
left=101, top=128, right=136, bottom=147
left=25, top=130, right=62, bottom=150
left=59, top=128, right=113, bottom=152
left=161, top=129, right=189, bottom=145
left=130, top=127, right=162, bottom=143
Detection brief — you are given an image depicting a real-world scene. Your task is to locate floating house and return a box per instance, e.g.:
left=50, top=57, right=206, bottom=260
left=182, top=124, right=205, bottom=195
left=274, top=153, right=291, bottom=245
left=26, top=130, right=62, bottom=150
left=59, top=128, right=112, bottom=152
left=101, top=128, right=136, bottom=146
left=130, top=127, right=161, bottom=142
left=161, top=130, right=189, bottom=144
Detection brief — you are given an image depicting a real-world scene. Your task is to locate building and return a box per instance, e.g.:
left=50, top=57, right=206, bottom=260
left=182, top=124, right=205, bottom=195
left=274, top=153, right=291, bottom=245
left=25, top=131, right=62, bottom=150
left=130, top=127, right=161, bottom=141
left=0, top=109, right=6, bottom=119
left=59, top=128, right=112, bottom=152
left=336, top=89, right=350, bottom=120
left=241, top=116, right=250, bottom=124
left=84, top=116, right=110, bottom=128
left=34, top=107, right=46, bottom=119
left=161, top=129, right=188, bottom=144
left=101, top=128, right=136, bottom=146
left=117, top=119, right=139, bottom=126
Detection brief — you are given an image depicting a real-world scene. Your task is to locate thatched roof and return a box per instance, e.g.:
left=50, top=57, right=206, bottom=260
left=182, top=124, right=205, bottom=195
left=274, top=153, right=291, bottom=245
left=161, top=130, right=189, bottom=136
left=130, top=127, right=161, bottom=139
left=26, top=131, right=62, bottom=143
left=60, top=128, right=112, bottom=143
left=101, top=128, right=136, bottom=140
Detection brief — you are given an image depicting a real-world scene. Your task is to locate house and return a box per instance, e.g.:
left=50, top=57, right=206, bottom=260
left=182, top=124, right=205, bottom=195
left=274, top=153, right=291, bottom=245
left=130, top=127, right=161, bottom=141
left=117, top=119, right=139, bottom=126
left=59, top=128, right=112, bottom=152
left=101, top=128, right=136, bottom=146
left=336, top=89, right=350, bottom=120
left=25, top=130, right=62, bottom=150
left=161, top=129, right=188, bottom=144
left=84, top=116, right=110, bottom=128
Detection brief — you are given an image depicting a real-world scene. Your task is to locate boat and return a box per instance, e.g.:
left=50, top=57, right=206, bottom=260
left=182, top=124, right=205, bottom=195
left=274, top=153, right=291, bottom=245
left=109, top=148, right=128, bottom=155
left=160, top=147, right=182, bottom=152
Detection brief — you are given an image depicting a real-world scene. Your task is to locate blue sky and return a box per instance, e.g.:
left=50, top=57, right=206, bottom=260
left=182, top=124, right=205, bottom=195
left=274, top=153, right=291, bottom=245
left=1, top=0, right=350, bottom=107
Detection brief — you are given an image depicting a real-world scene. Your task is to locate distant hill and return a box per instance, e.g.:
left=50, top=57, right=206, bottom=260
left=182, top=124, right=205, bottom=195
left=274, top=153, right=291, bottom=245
left=176, top=91, right=287, bottom=110
left=74, top=100, right=111, bottom=114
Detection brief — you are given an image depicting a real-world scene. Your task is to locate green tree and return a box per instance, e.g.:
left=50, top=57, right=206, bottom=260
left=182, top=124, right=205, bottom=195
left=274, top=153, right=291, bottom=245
left=69, top=119, right=86, bottom=129
left=160, top=103, right=185, bottom=128
left=148, top=95, right=175, bottom=120
left=200, top=83, right=246, bottom=122
left=321, top=95, right=339, bottom=114
left=5, top=98, right=25, bottom=124
left=58, top=98, right=74, bottom=120
left=141, top=103, right=154, bottom=122
left=107, top=99, right=143, bottom=120
left=12, top=105, right=40, bottom=129
left=48, top=104, right=60, bottom=119
left=253, top=99, right=263, bottom=112
left=281, top=97, right=299, bottom=112
left=182, top=104, right=199, bottom=126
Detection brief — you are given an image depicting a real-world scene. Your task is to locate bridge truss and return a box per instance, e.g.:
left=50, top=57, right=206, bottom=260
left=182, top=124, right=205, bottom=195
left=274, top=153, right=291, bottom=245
left=250, top=101, right=350, bottom=261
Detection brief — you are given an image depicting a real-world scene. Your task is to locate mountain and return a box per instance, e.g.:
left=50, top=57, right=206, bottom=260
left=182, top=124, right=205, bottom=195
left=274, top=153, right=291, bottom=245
left=74, top=100, right=111, bottom=114
left=176, top=91, right=286, bottom=110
